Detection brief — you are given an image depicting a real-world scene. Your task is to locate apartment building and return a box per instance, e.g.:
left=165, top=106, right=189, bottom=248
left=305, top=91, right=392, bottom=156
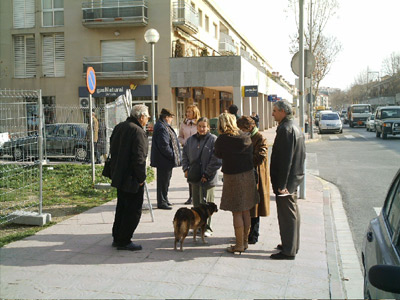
left=0, top=0, right=295, bottom=129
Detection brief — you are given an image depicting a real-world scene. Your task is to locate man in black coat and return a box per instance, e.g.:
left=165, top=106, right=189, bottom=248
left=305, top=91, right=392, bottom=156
left=150, top=108, right=181, bottom=210
left=270, top=100, right=305, bottom=260
left=110, top=104, right=150, bottom=251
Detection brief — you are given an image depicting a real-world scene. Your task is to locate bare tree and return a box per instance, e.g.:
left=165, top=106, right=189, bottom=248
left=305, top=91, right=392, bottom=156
left=381, top=52, right=400, bottom=76
left=288, top=0, right=342, bottom=97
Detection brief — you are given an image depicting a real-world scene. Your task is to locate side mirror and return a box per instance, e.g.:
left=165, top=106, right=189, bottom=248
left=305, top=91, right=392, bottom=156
left=369, top=265, right=400, bottom=294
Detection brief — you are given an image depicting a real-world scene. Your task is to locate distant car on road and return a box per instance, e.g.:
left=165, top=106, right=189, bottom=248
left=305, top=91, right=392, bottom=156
left=318, top=111, right=342, bottom=134
left=366, top=114, right=375, bottom=132
left=362, top=168, right=400, bottom=299
left=0, top=123, right=88, bottom=161
left=374, top=106, right=400, bottom=139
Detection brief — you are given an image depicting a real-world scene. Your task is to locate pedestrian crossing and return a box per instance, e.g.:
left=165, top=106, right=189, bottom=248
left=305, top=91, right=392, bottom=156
left=322, top=133, right=366, bottom=141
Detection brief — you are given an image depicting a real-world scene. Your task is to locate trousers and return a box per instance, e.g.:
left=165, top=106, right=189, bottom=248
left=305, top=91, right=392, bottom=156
left=156, top=167, right=173, bottom=207
left=112, top=186, right=144, bottom=246
left=275, top=193, right=300, bottom=256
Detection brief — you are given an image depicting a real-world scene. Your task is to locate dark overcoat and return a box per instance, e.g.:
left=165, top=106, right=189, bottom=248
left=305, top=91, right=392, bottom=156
left=150, top=119, right=181, bottom=169
left=110, top=116, right=148, bottom=194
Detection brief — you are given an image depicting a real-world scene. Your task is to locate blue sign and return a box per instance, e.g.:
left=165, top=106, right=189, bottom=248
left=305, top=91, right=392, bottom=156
left=86, top=67, right=96, bottom=94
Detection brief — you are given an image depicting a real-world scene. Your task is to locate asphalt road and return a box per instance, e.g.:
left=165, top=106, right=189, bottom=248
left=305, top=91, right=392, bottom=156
left=306, top=124, right=400, bottom=261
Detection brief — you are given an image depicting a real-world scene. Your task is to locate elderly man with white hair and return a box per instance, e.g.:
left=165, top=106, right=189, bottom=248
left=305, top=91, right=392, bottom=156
left=109, top=104, right=150, bottom=251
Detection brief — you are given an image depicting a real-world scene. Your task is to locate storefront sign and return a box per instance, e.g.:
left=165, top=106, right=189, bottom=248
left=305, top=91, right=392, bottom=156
left=79, top=85, right=157, bottom=98
left=243, top=85, right=258, bottom=97
left=267, top=95, right=282, bottom=102
left=220, top=91, right=233, bottom=101
left=193, top=88, right=204, bottom=100
left=176, top=87, right=191, bottom=98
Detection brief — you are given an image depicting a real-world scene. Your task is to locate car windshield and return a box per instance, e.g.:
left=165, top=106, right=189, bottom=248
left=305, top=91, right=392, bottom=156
left=382, top=109, right=400, bottom=118
left=352, top=106, right=370, bottom=113
left=321, top=114, right=339, bottom=120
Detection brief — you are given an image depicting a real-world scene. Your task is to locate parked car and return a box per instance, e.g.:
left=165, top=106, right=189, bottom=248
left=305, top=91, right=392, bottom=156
left=375, top=106, right=400, bottom=139
left=366, top=114, right=375, bottom=132
left=318, top=111, right=342, bottom=134
left=362, top=168, right=400, bottom=299
left=0, top=123, right=88, bottom=161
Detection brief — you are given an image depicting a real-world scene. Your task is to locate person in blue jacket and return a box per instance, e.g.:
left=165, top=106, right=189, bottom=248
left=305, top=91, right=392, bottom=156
left=150, top=108, right=181, bottom=210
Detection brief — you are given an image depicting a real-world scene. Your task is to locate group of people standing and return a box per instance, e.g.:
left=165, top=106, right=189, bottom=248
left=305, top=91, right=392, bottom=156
left=107, top=100, right=305, bottom=261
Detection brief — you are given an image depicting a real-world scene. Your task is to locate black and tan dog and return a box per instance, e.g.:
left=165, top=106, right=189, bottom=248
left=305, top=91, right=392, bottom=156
left=173, top=202, right=218, bottom=251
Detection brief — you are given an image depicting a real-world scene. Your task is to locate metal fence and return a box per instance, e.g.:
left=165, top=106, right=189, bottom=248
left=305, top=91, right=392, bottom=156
left=0, top=89, right=42, bottom=225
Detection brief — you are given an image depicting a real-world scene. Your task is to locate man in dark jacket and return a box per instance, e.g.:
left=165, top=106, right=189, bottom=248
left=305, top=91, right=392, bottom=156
left=270, top=100, right=305, bottom=260
left=150, top=108, right=181, bottom=210
left=110, top=104, right=150, bottom=251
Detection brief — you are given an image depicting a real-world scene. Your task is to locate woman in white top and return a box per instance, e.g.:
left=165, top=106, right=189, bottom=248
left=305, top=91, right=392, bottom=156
left=178, top=104, right=200, bottom=204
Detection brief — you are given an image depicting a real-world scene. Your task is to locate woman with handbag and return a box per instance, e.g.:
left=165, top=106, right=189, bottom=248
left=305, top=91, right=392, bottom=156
left=178, top=105, right=200, bottom=205
left=237, top=116, right=270, bottom=245
left=181, top=117, right=221, bottom=236
left=214, top=113, right=259, bottom=254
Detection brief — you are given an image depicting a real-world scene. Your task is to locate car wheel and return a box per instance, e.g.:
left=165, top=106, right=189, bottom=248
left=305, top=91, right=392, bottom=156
left=13, top=147, right=24, bottom=161
left=75, top=147, right=87, bottom=161
left=382, top=133, right=387, bottom=140
left=376, top=130, right=381, bottom=138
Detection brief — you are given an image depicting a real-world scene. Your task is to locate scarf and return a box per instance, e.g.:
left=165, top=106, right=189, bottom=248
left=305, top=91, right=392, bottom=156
left=164, top=121, right=181, bottom=167
left=185, top=119, right=196, bottom=126
left=251, top=126, right=259, bottom=137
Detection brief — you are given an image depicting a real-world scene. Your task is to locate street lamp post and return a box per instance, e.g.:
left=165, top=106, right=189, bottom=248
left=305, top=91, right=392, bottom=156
left=144, top=28, right=160, bottom=125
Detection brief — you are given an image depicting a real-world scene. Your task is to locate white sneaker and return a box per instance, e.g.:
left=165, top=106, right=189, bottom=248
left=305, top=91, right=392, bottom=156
left=204, top=230, right=212, bottom=237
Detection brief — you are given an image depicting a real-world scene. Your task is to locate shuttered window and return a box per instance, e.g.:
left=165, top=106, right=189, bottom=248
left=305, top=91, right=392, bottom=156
left=42, top=33, right=65, bottom=77
left=42, top=0, right=64, bottom=27
left=14, top=35, right=36, bottom=78
left=13, top=0, right=35, bottom=29
left=101, top=40, right=135, bottom=58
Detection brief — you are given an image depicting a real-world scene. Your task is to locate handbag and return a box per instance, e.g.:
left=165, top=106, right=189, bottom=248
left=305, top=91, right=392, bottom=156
left=187, top=136, right=210, bottom=184
left=102, top=155, right=112, bottom=179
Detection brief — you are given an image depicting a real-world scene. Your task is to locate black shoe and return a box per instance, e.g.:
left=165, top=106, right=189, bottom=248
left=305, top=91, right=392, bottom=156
left=248, top=236, right=258, bottom=245
left=117, top=242, right=142, bottom=251
left=184, top=197, right=192, bottom=205
left=270, top=252, right=295, bottom=260
left=276, top=244, right=283, bottom=250
left=157, top=204, right=172, bottom=210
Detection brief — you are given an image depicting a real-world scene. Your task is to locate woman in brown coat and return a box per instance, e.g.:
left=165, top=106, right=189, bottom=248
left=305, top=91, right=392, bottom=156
left=237, top=116, right=270, bottom=245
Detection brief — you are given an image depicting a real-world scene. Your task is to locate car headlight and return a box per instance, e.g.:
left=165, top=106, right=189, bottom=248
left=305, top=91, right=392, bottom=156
left=383, top=122, right=392, bottom=127
left=394, top=123, right=400, bottom=127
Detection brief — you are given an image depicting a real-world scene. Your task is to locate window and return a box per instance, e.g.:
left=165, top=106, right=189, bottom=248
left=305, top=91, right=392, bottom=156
left=384, top=175, right=400, bottom=235
left=205, top=15, right=209, bottom=32
left=42, top=0, right=64, bottom=27
left=198, top=9, right=203, bottom=27
left=14, top=35, right=36, bottom=78
left=213, top=23, right=218, bottom=39
left=42, top=33, right=65, bottom=77
left=13, top=0, right=35, bottom=28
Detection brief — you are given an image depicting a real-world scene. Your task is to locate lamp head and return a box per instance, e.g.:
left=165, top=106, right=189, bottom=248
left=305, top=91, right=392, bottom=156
left=144, top=28, right=160, bottom=44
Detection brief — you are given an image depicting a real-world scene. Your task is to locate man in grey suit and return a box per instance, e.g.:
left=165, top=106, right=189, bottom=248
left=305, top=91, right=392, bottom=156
left=270, top=100, right=306, bottom=260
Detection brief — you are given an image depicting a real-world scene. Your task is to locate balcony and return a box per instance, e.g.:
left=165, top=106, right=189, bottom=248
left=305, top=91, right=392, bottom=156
left=82, top=0, right=148, bottom=28
left=172, top=1, right=199, bottom=34
left=219, top=32, right=236, bottom=55
left=83, top=56, right=148, bottom=79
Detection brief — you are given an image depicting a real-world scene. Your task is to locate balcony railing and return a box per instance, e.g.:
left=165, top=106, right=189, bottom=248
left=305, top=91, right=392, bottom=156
left=219, top=32, right=236, bottom=55
left=83, top=56, right=148, bottom=79
left=82, top=0, right=148, bottom=28
left=172, top=1, right=199, bottom=34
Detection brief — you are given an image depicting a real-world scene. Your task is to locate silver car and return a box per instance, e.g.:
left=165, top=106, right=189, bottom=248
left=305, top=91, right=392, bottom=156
left=362, top=168, right=400, bottom=299
left=366, top=114, right=375, bottom=132
left=318, top=111, right=343, bottom=134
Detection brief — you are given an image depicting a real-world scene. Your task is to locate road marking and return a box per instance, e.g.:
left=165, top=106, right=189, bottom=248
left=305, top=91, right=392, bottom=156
left=344, top=135, right=355, bottom=139
left=329, top=135, right=339, bottom=140
left=374, top=207, right=382, bottom=216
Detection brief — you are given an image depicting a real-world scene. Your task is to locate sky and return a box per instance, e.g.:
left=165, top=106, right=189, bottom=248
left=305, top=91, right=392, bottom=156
left=214, top=0, right=400, bottom=91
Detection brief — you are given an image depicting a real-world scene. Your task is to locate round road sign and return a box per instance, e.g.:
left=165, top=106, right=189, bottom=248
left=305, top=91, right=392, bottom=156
left=86, top=67, right=96, bottom=95
left=291, top=50, right=316, bottom=77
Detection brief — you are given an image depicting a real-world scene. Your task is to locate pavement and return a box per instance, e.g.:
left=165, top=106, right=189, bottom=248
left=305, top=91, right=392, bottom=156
left=0, top=124, right=364, bottom=299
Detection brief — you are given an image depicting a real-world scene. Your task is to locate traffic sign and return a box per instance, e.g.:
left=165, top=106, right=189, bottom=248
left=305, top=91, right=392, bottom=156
left=86, top=67, right=96, bottom=95
left=291, top=50, right=316, bottom=77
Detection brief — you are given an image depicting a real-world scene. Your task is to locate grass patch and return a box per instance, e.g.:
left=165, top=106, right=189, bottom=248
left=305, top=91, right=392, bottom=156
left=0, top=163, right=155, bottom=247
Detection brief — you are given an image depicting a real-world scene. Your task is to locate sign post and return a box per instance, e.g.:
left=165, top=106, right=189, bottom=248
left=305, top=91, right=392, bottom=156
left=86, top=67, right=96, bottom=184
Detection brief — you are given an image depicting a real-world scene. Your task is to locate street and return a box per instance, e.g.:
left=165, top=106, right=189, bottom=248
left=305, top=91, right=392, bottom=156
left=306, top=124, right=400, bottom=261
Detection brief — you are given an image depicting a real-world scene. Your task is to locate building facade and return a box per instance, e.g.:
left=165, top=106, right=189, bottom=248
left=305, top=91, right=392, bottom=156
left=0, top=0, right=295, bottom=129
